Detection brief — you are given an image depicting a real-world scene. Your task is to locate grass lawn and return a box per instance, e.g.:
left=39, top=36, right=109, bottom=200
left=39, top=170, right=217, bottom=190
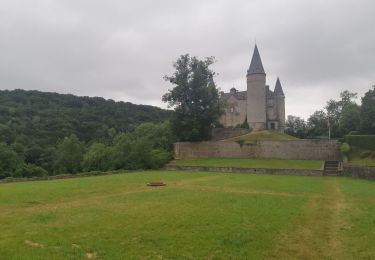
left=348, top=158, right=375, bottom=167
left=1, top=171, right=375, bottom=259
left=174, top=158, right=323, bottom=170
left=225, top=130, right=298, bottom=142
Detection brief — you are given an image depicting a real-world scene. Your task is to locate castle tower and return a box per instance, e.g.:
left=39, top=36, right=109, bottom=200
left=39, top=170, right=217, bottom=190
left=274, top=77, right=285, bottom=131
left=247, top=45, right=267, bottom=131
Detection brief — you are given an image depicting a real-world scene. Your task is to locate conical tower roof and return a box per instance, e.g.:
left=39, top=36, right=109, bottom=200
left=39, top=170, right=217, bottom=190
left=274, top=77, right=284, bottom=96
left=247, top=45, right=265, bottom=76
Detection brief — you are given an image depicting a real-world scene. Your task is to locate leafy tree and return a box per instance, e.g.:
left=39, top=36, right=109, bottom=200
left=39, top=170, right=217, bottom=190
left=339, top=103, right=360, bottom=134
left=0, top=142, right=22, bottom=178
left=285, top=115, right=307, bottom=138
left=325, top=90, right=358, bottom=137
left=14, top=164, right=48, bottom=178
left=55, top=134, right=85, bottom=174
left=360, top=86, right=375, bottom=134
left=307, top=110, right=328, bottom=138
left=163, top=54, right=224, bottom=141
left=81, top=143, right=114, bottom=172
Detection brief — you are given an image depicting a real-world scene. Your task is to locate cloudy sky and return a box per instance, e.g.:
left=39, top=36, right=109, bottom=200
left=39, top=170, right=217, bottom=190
left=1, top=0, right=374, bottom=119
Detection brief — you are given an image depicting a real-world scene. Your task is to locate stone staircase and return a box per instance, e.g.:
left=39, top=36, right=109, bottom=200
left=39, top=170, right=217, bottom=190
left=323, top=161, right=341, bottom=176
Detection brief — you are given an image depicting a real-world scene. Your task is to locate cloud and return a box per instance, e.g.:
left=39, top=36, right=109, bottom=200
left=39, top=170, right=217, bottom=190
left=0, top=0, right=374, bottom=118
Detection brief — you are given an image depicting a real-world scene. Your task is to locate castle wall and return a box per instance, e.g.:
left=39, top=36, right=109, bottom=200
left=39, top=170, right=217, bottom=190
left=220, top=96, right=247, bottom=127
left=174, top=140, right=341, bottom=160
left=247, top=74, right=266, bottom=130
left=276, top=95, right=286, bottom=131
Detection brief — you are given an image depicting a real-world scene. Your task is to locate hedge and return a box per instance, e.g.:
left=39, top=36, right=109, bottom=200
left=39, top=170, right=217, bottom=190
left=345, top=135, right=375, bottom=150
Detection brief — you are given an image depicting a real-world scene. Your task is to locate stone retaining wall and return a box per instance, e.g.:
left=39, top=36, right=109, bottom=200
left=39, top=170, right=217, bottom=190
left=174, top=139, right=340, bottom=160
left=165, top=165, right=323, bottom=176
left=342, top=165, right=375, bottom=180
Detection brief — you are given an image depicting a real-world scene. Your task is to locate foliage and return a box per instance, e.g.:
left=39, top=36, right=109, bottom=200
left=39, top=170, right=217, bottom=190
left=55, top=134, right=85, bottom=174
left=82, top=122, right=175, bottom=172
left=340, top=143, right=351, bottom=157
left=307, top=110, right=328, bottom=138
left=360, top=86, right=375, bottom=134
left=14, top=164, right=48, bottom=178
left=0, top=90, right=172, bottom=178
left=0, top=142, right=22, bottom=179
left=285, top=115, right=307, bottom=138
left=163, top=54, right=224, bottom=141
left=339, top=103, right=360, bottom=134
left=345, top=135, right=375, bottom=150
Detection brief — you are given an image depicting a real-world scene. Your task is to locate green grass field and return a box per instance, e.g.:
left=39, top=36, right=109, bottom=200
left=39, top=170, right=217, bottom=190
left=225, top=130, right=298, bottom=142
left=1, top=171, right=375, bottom=259
left=174, top=158, right=323, bottom=170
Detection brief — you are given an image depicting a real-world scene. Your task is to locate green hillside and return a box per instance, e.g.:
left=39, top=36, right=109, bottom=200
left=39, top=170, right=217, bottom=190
left=0, top=89, right=171, bottom=144
left=0, top=89, right=172, bottom=177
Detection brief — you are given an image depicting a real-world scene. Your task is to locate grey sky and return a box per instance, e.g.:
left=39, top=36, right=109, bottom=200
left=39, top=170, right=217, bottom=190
left=1, top=0, right=374, bottom=119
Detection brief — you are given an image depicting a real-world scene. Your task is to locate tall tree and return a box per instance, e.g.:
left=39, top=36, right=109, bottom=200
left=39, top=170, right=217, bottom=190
left=55, top=134, right=85, bottom=174
left=163, top=54, right=224, bottom=141
left=285, top=115, right=307, bottom=138
left=339, top=103, right=360, bottom=134
left=360, top=85, right=375, bottom=134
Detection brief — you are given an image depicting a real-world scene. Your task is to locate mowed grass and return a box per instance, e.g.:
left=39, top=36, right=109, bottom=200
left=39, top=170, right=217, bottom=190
left=0, top=171, right=375, bottom=259
left=175, top=158, right=323, bottom=170
left=225, top=130, right=298, bottom=142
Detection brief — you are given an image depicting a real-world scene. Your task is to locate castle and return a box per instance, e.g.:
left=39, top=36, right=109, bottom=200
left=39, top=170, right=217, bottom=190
left=220, top=45, right=285, bottom=132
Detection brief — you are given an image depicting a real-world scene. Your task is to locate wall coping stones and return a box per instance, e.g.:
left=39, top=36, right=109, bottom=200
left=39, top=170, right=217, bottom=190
left=165, top=164, right=323, bottom=177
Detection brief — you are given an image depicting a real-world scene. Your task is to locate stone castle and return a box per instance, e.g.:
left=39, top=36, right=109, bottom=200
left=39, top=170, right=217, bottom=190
left=220, top=45, right=285, bottom=132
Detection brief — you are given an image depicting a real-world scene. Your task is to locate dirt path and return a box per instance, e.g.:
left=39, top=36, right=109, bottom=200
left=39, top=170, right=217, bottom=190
left=269, top=178, right=347, bottom=259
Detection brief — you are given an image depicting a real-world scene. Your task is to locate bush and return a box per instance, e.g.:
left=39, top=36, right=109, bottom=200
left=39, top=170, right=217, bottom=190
left=14, top=164, right=48, bottom=178
left=348, top=131, right=360, bottom=135
left=345, top=135, right=375, bottom=150
left=340, top=143, right=351, bottom=157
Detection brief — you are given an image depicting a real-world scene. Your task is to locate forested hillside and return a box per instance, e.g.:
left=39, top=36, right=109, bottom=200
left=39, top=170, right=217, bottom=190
left=0, top=89, right=172, bottom=178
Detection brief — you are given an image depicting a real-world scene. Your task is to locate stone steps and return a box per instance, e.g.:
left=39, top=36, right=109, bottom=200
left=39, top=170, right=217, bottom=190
left=324, top=161, right=340, bottom=176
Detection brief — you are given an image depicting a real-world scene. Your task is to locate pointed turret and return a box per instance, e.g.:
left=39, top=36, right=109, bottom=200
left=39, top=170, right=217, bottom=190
left=247, top=45, right=265, bottom=76
left=274, top=77, right=284, bottom=96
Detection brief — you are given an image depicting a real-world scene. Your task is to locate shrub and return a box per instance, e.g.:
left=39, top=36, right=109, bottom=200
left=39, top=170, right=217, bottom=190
left=345, top=135, right=375, bottom=150
left=340, top=143, right=351, bottom=157
left=14, top=164, right=48, bottom=178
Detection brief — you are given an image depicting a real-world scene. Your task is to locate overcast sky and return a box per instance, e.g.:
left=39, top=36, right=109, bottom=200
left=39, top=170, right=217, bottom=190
left=1, top=0, right=374, bottom=119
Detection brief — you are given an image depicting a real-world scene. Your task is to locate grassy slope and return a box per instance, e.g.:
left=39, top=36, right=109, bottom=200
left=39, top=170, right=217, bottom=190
left=225, top=130, right=298, bottom=142
left=0, top=171, right=374, bottom=259
left=175, top=158, right=323, bottom=170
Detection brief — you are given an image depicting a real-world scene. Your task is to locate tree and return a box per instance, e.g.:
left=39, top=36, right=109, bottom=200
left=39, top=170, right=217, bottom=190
left=0, top=142, right=22, bottom=178
left=360, top=85, right=375, bottom=134
left=307, top=110, right=328, bottom=138
left=163, top=54, right=224, bottom=141
left=285, top=115, right=307, bottom=138
left=339, top=103, right=360, bottom=135
left=325, top=90, right=358, bottom=137
left=55, top=134, right=85, bottom=174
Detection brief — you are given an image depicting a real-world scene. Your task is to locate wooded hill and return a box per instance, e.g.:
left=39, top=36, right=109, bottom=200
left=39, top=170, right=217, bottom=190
left=0, top=89, right=171, bottom=145
left=0, top=89, right=172, bottom=178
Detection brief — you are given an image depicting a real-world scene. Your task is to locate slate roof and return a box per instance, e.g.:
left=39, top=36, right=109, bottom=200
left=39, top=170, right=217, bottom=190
left=274, top=77, right=284, bottom=96
left=247, top=45, right=266, bottom=76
